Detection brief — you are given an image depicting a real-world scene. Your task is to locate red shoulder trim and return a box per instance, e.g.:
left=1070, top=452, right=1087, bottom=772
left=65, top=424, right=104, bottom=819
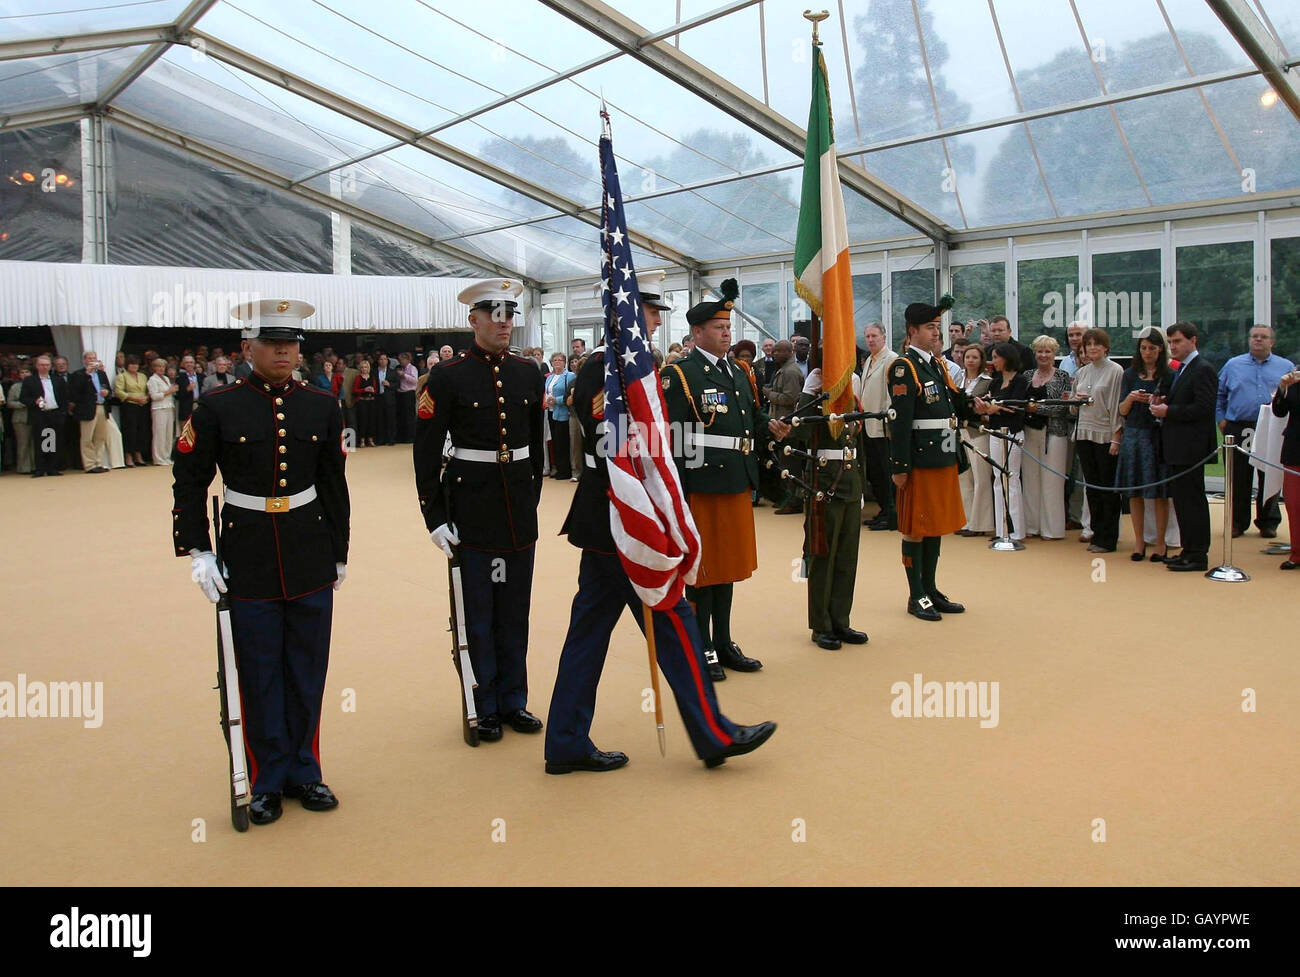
left=299, top=382, right=335, bottom=398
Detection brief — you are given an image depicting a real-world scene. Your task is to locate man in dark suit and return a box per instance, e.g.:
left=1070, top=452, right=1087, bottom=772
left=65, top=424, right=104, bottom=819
left=984, top=315, right=1034, bottom=372
left=1151, top=322, right=1219, bottom=572
left=67, top=351, right=112, bottom=473
left=176, top=354, right=201, bottom=423
left=19, top=354, right=69, bottom=477
left=375, top=352, right=399, bottom=445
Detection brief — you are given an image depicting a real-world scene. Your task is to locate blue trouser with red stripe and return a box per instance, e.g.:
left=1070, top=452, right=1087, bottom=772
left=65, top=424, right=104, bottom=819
left=229, top=588, right=332, bottom=794
left=545, top=550, right=737, bottom=762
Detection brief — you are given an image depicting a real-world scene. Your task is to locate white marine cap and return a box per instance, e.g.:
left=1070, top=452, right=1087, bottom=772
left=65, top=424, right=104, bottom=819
left=457, top=279, right=524, bottom=317
left=231, top=299, right=315, bottom=341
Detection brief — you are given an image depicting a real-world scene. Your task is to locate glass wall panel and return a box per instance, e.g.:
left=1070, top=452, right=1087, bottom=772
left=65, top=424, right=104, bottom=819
left=1017, top=255, right=1079, bottom=342
left=0, top=122, right=83, bottom=263
left=852, top=273, right=884, bottom=337
left=1270, top=236, right=1300, bottom=363
left=1090, top=249, right=1161, bottom=358
left=891, top=268, right=933, bottom=339
left=951, top=262, right=1006, bottom=330
left=106, top=124, right=331, bottom=272
left=1175, top=241, right=1254, bottom=369
left=740, top=281, right=779, bottom=345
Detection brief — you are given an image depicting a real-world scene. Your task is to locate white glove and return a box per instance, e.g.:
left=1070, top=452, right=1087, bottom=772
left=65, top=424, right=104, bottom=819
left=802, top=368, right=823, bottom=395
left=190, top=550, right=228, bottom=604
left=430, top=522, right=460, bottom=558
left=333, top=563, right=347, bottom=591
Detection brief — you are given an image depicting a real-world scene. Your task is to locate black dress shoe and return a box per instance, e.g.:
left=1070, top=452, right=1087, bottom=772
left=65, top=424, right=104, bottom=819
left=833, top=627, right=868, bottom=644
left=1149, top=553, right=1166, bottom=563
left=703, top=646, right=725, bottom=681
left=48, top=470, right=63, bottom=476
left=1280, top=560, right=1299, bottom=570
left=717, top=641, right=762, bottom=671
left=248, top=792, right=283, bottom=825
left=545, top=750, right=629, bottom=774
left=773, top=503, right=802, bottom=515
left=284, top=782, right=338, bottom=811
left=477, top=714, right=503, bottom=741
left=929, top=591, right=964, bottom=614
left=907, top=596, right=942, bottom=621
left=1167, top=558, right=1208, bottom=572
left=503, top=709, right=543, bottom=733
left=30, top=472, right=45, bottom=478
left=1260, top=527, right=1279, bottom=539
left=812, top=631, right=841, bottom=650
left=703, top=720, right=777, bottom=768
left=870, top=518, right=896, bottom=531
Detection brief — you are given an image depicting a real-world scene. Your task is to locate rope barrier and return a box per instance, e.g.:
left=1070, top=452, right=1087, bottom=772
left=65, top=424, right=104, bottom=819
left=1228, top=441, right=1300, bottom=479
left=971, top=436, right=1221, bottom=493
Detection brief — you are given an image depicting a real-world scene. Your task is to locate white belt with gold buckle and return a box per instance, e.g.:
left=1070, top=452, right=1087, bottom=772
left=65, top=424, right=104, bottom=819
left=684, top=432, right=753, bottom=455
left=449, top=445, right=530, bottom=464
left=224, top=485, right=317, bottom=513
left=816, top=448, right=857, bottom=461
left=912, top=418, right=956, bottom=430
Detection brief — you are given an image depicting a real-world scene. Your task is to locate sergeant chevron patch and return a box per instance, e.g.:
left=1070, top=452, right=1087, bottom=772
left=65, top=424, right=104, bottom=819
left=417, top=389, right=436, bottom=419
left=176, top=416, right=196, bottom=454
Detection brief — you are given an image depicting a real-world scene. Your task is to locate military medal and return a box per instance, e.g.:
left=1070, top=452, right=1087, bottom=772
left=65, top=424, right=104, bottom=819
left=923, top=380, right=939, bottom=404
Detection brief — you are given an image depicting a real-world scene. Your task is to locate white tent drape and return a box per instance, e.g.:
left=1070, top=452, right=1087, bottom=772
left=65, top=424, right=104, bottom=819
left=0, top=262, right=515, bottom=333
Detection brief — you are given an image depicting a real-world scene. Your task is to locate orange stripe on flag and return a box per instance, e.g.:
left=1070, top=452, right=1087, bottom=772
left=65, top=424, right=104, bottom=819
left=820, top=248, right=856, bottom=431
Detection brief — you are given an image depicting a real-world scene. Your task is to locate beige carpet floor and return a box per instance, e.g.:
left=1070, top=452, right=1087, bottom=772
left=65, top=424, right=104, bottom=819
left=1, top=446, right=1296, bottom=885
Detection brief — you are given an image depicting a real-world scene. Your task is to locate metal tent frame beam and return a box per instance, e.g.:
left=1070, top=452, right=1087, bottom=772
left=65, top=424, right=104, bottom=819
left=105, top=108, right=530, bottom=284
left=1, top=104, right=91, bottom=134
left=1207, top=0, right=1300, bottom=127
left=538, top=0, right=951, bottom=244
left=92, top=0, right=219, bottom=111
left=174, top=30, right=699, bottom=273
left=0, top=26, right=172, bottom=62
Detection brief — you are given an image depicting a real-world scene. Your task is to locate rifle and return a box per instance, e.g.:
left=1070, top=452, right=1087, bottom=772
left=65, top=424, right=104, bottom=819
left=212, top=496, right=251, bottom=832
left=446, top=544, right=480, bottom=748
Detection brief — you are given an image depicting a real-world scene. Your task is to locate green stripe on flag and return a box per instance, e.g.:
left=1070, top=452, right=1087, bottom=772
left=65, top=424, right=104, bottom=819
left=794, top=48, right=834, bottom=314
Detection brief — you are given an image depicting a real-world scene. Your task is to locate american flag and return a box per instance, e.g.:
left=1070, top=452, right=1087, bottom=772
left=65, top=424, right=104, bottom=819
left=599, top=117, right=700, bottom=610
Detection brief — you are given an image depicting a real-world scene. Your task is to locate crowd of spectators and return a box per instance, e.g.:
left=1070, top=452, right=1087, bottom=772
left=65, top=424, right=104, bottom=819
left=4, top=323, right=1297, bottom=573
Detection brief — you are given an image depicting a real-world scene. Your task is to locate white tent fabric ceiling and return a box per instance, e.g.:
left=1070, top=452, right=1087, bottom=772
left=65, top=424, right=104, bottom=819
left=2, top=0, right=1299, bottom=284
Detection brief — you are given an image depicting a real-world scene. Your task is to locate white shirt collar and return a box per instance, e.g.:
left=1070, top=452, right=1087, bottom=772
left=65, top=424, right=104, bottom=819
left=1181, top=349, right=1198, bottom=366
left=697, top=346, right=721, bottom=367
left=908, top=344, right=933, bottom=363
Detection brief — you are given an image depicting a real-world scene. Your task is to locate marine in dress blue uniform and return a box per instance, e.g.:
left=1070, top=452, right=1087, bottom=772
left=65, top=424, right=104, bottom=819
left=544, top=290, right=777, bottom=772
left=414, top=279, right=546, bottom=743
left=172, top=299, right=349, bottom=825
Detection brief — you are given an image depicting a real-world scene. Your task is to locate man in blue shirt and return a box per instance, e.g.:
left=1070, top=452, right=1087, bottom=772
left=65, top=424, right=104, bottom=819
left=1217, top=325, right=1294, bottom=538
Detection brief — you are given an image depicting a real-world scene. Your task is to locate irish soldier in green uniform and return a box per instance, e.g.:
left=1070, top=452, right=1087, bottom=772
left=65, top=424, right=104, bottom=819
left=787, top=370, right=869, bottom=650
left=889, top=296, right=987, bottom=621
left=662, top=279, right=791, bottom=679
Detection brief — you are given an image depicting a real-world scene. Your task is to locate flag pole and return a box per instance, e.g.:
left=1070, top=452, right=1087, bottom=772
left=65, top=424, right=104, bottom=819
left=602, top=109, right=667, bottom=757
left=642, top=605, right=667, bottom=756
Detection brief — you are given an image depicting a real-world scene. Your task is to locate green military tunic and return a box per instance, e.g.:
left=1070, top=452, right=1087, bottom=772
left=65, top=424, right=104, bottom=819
left=661, top=347, right=769, bottom=494
left=789, top=393, right=863, bottom=632
left=887, top=346, right=978, bottom=475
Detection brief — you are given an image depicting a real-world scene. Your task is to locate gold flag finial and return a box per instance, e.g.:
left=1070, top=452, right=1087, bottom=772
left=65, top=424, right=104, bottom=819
left=804, top=9, right=829, bottom=45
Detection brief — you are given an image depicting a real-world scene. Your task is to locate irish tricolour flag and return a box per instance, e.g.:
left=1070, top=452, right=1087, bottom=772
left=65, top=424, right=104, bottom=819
left=793, top=44, right=855, bottom=428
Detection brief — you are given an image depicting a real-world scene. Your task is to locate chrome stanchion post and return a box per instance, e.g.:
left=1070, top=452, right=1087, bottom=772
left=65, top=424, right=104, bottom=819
left=989, top=445, right=1025, bottom=552
left=1208, top=434, right=1250, bottom=582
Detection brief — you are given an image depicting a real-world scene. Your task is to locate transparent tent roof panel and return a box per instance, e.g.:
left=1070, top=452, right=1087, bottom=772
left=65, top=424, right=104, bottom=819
left=114, top=49, right=397, bottom=177
left=1, top=46, right=147, bottom=115
left=0, top=0, right=190, bottom=38
left=192, top=0, right=617, bottom=133
left=437, top=53, right=802, bottom=204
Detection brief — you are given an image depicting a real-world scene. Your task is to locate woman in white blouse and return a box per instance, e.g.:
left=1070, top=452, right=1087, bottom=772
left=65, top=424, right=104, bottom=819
left=956, top=345, right=995, bottom=536
left=1071, top=329, right=1124, bottom=553
left=147, top=357, right=178, bottom=465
